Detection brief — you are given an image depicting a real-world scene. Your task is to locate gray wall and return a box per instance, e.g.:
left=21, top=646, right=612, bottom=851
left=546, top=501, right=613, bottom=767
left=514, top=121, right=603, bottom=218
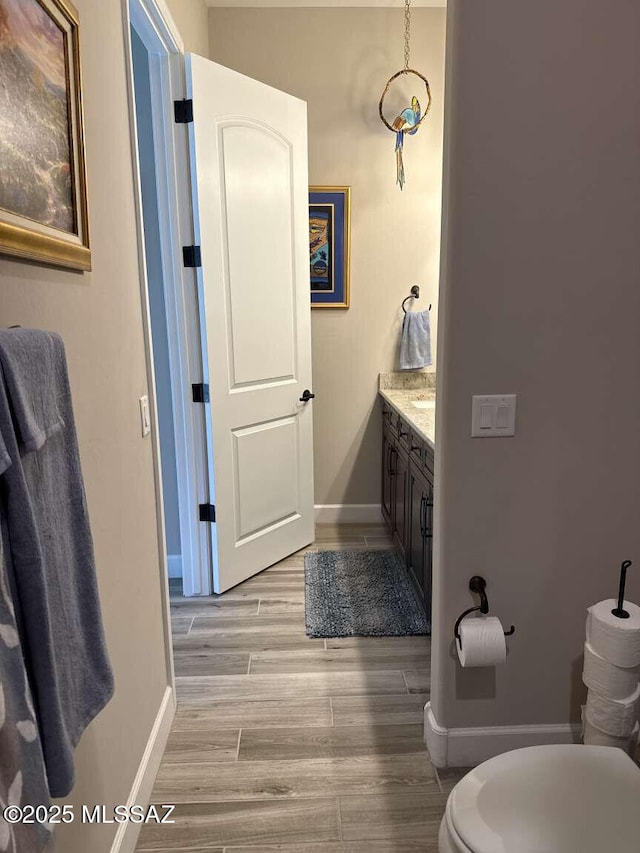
left=209, top=7, right=446, bottom=508
left=432, top=0, right=640, bottom=731
left=131, top=28, right=182, bottom=567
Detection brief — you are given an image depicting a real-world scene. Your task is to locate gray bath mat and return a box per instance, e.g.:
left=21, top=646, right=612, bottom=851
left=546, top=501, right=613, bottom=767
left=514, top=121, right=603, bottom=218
left=305, top=549, right=429, bottom=638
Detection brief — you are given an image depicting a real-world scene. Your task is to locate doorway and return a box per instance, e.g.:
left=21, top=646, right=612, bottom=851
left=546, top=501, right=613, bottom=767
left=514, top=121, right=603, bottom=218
left=124, top=0, right=317, bottom=601
left=131, top=29, right=181, bottom=592
left=125, top=0, right=212, bottom=598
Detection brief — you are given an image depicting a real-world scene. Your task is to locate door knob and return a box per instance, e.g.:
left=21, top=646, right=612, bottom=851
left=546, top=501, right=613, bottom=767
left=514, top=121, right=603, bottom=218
left=299, top=389, right=315, bottom=403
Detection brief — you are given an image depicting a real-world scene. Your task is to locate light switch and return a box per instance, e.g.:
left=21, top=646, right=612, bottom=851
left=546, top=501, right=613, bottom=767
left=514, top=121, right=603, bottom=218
left=480, top=405, right=493, bottom=429
left=139, top=395, right=151, bottom=437
left=496, top=405, right=510, bottom=430
left=472, top=395, right=517, bottom=437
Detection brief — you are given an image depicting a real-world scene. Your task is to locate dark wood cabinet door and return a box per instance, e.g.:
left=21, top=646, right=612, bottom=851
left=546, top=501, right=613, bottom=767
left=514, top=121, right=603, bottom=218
left=408, top=469, right=426, bottom=596
left=392, top=445, right=408, bottom=556
left=407, top=465, right=430, bottom=597
left=422, top=464, right=434, bottom=615
left=381, top=428, right=393, bottom=525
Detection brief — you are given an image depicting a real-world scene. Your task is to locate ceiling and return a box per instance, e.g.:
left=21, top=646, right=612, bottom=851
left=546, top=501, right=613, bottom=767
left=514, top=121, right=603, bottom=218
left=205, top=1, right=446, bottom=7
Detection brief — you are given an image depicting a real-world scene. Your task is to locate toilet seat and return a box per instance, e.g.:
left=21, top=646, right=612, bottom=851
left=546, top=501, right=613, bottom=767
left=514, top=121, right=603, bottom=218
left=439, top=804, right=474, bottom=853
left=443, top=744, right=640, bottom=853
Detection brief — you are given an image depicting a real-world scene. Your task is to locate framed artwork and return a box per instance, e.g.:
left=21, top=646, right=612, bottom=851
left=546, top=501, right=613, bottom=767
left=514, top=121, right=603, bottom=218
left=0, top=0, right=91, bottom=271
left=309, top=186, right=350, bottom=309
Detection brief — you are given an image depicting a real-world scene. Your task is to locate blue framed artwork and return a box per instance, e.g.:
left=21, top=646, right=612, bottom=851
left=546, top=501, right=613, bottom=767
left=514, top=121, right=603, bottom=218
left=309, top=186, right=350, bottom=308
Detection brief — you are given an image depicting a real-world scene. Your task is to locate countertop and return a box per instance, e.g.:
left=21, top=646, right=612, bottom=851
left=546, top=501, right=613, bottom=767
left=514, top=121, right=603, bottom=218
left=379, top=387, right=436, bottom=450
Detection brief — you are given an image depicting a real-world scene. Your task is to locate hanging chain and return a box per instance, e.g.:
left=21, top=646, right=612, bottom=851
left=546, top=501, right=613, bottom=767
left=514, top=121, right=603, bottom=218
left=404, top=0, right=411, bottom=70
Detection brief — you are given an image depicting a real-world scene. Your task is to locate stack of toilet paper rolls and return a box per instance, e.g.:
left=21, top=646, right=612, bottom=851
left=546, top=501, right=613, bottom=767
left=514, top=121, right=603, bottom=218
left=582, top=599, right=640, bottom=753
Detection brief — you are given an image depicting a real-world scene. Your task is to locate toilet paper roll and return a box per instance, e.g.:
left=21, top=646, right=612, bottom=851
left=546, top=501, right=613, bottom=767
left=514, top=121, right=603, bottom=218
left=585, top=683, right=640, bottom=737
left=582, top=641, right=640, bottom=700
left=456, top=616, right=507, bottom=667
left=586, top=599, right=640, bottom=668
left=582, top=713, right=640, bottom=755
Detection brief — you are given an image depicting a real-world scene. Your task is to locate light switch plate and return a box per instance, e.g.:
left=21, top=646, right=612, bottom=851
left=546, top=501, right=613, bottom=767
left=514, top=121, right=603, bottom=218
left=139, top=395, right=151, bottom=437
left=471, top=394, right=516, bottom=437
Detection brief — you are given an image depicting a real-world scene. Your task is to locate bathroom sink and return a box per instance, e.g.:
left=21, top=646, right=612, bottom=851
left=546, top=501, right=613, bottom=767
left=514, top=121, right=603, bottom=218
left=411, top=400, right=436, bottom=410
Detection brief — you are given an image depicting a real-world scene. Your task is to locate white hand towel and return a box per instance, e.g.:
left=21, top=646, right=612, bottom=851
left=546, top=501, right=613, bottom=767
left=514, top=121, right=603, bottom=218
left=399, top=310, right=432, bottom=370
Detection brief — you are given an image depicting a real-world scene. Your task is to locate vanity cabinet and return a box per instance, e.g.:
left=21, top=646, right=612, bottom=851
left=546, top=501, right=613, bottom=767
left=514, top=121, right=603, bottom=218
left=381, top=401, right=434, bottom=614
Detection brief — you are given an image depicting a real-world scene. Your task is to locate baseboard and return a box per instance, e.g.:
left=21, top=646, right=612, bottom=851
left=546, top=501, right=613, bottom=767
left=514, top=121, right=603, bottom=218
left=109, top=686, right=176, bottom=853
left=314, top=504, right=383, bottom=524
left=166, top=555, right=182, bottom=579
left=424, top=701, right=582, bottom=768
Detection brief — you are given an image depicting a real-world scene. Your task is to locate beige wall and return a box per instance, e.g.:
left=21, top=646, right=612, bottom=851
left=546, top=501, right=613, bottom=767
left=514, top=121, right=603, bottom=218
left=432, top=0, right=640, bottom=732
left=0, top=1, right=207, bottom=851
left=209, top=8, right=446, bottom=506
left=166, top=0, right=210, bottom=57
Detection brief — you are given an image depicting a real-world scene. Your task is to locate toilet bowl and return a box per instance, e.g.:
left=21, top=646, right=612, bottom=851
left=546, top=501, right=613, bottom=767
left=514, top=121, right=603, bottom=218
left=438, top=744, right=640, bottom=853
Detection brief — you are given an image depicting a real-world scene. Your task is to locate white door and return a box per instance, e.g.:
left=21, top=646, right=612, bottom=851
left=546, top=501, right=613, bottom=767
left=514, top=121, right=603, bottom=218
left=186, top=56, right=315, bottom=594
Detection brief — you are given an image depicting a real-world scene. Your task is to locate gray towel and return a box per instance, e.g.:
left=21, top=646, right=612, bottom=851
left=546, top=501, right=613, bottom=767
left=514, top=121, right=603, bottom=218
left=399, top=309, right=432, bottom=370
left=0, top=329, right=114, bottom=798
left=0, top=331, right=63, bottom=453
left=0, top=527, right=52, bottom=852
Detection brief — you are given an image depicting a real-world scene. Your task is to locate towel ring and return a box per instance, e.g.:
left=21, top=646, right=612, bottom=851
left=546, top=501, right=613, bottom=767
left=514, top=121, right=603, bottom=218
left=402, top=285, right=431, bottom=314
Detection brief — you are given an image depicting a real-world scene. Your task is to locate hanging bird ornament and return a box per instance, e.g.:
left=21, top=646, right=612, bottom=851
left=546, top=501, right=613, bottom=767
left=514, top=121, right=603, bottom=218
left=392, top=95, right=421, bottom=190
left=378, top=0, right=432, bottom=190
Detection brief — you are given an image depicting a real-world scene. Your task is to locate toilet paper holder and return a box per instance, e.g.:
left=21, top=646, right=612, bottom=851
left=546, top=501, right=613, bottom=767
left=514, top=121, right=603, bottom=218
left=454, top=576, right=516, bottom=647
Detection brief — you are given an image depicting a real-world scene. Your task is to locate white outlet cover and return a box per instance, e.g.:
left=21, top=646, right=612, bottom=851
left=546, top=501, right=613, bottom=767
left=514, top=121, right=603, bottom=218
left=471, top=394, right=516, bottom=437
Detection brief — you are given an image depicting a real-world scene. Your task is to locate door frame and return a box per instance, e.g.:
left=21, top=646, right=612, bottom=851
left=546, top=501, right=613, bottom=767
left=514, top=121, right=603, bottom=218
left=122, top=0, right=213, bottom=609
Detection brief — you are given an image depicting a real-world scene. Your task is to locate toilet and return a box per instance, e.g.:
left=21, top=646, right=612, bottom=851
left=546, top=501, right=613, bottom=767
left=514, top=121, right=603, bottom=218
left=438, top=744, right=640, bottom=852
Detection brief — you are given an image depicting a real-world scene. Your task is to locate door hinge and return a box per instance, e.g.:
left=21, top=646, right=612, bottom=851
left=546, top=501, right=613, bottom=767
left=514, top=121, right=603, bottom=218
left=174, top=98, right=194, bottom=124
left=199, top=503, right=216, bottom=523
left=183, top=245, right=202, bottom=268
left=192, top=383, right=210, bottom=403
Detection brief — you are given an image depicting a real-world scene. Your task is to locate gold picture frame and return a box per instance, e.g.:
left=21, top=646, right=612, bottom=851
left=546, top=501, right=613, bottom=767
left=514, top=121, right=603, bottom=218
left=309, top=186, right=350, bottom=309
left=0, top=0, right=91, bottom=271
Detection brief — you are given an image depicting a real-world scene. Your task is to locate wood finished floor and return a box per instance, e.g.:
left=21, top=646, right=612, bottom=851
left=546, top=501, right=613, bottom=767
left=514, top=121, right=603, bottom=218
left=136, top=524, right=449, bottom=852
